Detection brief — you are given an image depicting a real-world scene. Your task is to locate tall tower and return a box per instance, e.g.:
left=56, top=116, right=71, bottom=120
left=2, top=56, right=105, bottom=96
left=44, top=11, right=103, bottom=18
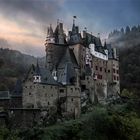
left=54, top=22, right=66, bottom=44
left=45, top=24, right=55, bottom=71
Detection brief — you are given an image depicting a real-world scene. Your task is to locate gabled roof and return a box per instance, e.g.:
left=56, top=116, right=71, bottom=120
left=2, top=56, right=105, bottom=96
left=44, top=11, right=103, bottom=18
left=84, top=32, right=102, bottom=47
left=39, top=67, right=59, bottom=85
left=25, top=62, right=59, bottom=85
left=0, top=91, right=10, bottom=100
left=34, top=60, right=41, bottom=75
left=58, top=62, right=76, bottom=85
left=57, top=47, right=79, bottom=69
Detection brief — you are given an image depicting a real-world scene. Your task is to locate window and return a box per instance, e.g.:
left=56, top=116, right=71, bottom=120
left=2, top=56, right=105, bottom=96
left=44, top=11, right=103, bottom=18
left=100, top=67, right=102, bottom=72
left=48, top=102, right=50, bottom=105
left=101, top=75, right=102, bottom=79
left=97, top=75, right=102, bottom=79
left=108, top=70, right=110, bottom=73
left=117, top=76, right=119, bottom=81
left=60, top=89, right=64, bottom=93
left=71, top=88, right=73, bottom=92
left=96, top=66, right=98, bottom=70
left=29, top=92, right=31, bottom=95
left=117, top=70, right=119, bottom=74
left=114, top=76, right=116, bottom=80
left=113, top=69, right=115, bottom=73
left=104, top=68, right=107, bottom=72
left=71, top=98, right=73, bottom=102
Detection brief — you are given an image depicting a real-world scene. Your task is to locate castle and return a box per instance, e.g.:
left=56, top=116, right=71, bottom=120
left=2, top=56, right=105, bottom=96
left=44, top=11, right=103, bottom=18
left=22, top=19, right=120, bottom=118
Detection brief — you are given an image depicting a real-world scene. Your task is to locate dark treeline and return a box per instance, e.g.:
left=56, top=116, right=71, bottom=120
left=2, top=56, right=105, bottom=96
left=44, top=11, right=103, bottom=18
left=108, top=25, right=140, bottom=48
left=0, top=48, right=43, bottom=91
left=108, top=25, right=140, bottom=97
left=109, top=25, right=140, bottom=39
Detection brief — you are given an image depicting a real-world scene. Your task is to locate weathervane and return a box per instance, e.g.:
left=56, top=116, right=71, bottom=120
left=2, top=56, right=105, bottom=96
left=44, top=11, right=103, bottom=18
left=73, top=16, right=77, bottom=25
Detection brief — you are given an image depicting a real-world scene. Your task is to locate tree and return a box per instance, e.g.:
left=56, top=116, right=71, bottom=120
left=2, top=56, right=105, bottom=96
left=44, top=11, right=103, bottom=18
left=125, top=26, right=130, bottom=34
left=0, top=84, right=8, bottom=91
left=121, top=28, right=124, bottom=34
left=0, top=58, right=4, bottom=68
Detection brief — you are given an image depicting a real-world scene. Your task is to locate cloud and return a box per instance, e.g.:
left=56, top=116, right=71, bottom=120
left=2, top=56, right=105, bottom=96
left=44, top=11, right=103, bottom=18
left=0, top=0, right=66, bottom=56
left=0, top=36, right=45, bottom=57
left=0, top=0, right=64, bottom=24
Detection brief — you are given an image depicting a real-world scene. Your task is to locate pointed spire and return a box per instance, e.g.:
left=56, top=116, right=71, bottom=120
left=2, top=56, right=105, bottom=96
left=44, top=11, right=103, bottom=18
left=49, top=24, right=53, bottom=36
left=47, top=24, right=53, bottom=37
left=84, top=27, right=87, bottom=32
left=35, top=58, right=41, bottom=75
left=97, top=33, right=100, bottom=38
left=57, top=19, right=59, bottom=25
left=104, top=39, right=107, bottom=49
left=73, top=16, right=76, bottom=25
left=72, top=16, right=77, bottom=34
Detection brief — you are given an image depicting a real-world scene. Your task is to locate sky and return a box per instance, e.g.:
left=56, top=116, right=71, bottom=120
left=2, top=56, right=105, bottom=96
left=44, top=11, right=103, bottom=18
left=0, top=0, right=140, bottom=56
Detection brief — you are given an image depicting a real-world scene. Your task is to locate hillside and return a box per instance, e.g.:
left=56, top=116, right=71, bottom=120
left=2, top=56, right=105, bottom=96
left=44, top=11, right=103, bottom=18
left=120, top=46, right=140, bottom=91
left=0, top=48, right=45, bottom=91
left=1, top=99, right=140, bottom=140
left=108, top=25, right=140, bottom=96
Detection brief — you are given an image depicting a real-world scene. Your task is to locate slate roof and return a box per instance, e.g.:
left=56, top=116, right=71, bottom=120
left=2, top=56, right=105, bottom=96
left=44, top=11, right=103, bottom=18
left=83, top=32, right=107, bottom=55
left=52, top=44, right=67, bottom=67
left=94, top=46, right=106, bottom=55
left=39, top=67, right=59, bottom=85
left=58, top=62, right=76, bottom=85
left=34, top=60, right=41, bottom=76
left=84, top=32, right=102, bottom=47
left=57, top=47, right=79, bottom=69
left=106, top=44, right=114, bottom=59
left=11, top=80, right=22, bottom=97
left=0, top=91, right=10, bottom=100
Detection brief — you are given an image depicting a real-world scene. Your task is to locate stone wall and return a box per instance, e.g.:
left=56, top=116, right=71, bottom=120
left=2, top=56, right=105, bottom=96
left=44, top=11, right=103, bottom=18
left=107, top=59, right=120, bottom=97
left=66, top=85, right=81, bottom=118
left=8, top=108, right=41, bottom=128
left=22, top=82, right=58, bottom=109
left=92, top=56, right=108, bottom=101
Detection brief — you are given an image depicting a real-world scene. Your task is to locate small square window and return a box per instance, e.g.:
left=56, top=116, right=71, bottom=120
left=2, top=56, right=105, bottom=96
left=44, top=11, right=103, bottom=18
left=100, top=67, right=102, bottom=71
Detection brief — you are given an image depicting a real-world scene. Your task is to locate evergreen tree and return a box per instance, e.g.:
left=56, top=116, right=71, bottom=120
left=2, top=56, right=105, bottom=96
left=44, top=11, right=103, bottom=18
left=125, top=26, right=130, bottom=34
left=121, top=28, right=124, bottom=34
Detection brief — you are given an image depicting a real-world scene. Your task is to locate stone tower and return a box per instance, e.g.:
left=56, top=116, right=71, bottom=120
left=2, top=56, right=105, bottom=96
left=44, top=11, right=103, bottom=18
left=45, top=24, right=55, bottom=71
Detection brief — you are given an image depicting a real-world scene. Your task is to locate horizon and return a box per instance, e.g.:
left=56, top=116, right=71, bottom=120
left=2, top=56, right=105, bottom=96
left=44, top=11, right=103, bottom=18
left=0, top=0, right=140, bottom=57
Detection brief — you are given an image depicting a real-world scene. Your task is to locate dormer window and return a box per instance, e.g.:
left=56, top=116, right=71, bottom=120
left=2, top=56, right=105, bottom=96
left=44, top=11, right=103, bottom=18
left=33, top=75, right=41, bottom=83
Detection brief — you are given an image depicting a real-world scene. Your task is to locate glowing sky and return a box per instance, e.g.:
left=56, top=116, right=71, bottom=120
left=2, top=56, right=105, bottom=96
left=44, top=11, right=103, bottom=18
left=0, top=0, right=140, bottom=56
